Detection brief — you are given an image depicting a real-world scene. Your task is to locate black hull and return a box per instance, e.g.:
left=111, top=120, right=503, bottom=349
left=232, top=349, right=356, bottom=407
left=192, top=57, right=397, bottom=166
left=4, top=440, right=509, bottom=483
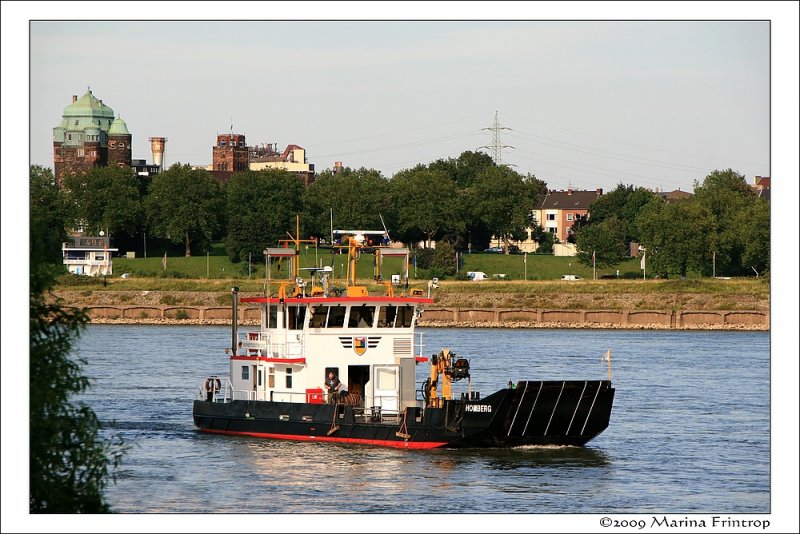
left=193, top=380, right=615, bottom=449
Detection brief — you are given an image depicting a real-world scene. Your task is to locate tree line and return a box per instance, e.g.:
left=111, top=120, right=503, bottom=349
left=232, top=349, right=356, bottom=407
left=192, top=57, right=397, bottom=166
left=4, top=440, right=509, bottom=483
left=32, top=153, right=768, bottom=278
left=573, top=170, right=770, bottom=278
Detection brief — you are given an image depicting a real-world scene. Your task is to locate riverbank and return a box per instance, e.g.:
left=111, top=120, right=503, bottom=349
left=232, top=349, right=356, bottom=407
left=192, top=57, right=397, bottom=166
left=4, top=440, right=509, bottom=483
left=53, top=279, right=769, bottom=331
left=73, top=304, right=768, bottom=331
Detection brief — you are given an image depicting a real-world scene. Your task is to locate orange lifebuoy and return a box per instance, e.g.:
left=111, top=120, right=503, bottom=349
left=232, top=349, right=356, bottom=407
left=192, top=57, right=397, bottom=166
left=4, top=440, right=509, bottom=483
left=205, top=378, right=221, bottom=392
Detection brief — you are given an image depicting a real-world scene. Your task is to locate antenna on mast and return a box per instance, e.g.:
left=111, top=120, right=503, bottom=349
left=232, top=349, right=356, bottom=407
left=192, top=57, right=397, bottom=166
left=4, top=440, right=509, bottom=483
left=379, top=214, right=391, bottom=243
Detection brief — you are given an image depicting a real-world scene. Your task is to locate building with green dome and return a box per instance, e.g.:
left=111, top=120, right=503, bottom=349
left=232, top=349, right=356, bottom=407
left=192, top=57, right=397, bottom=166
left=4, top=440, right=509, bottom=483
left=53, top=89, right=132, bottom=182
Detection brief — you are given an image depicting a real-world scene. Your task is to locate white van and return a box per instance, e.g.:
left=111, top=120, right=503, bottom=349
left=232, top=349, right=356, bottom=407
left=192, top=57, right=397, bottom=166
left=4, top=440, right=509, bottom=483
left=560, top=274, right=582, bottom=281
left=467, top=271, right=488, bottom=281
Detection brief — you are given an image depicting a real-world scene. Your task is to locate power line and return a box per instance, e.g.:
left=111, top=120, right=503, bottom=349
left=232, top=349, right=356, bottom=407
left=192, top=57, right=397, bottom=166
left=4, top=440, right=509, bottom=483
left=503, top=111, right=767, bottom=169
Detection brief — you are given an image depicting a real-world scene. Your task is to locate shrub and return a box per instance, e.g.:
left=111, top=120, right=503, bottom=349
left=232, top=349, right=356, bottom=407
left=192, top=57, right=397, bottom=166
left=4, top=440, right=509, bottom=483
left=160, top=295, right=179, bottom=305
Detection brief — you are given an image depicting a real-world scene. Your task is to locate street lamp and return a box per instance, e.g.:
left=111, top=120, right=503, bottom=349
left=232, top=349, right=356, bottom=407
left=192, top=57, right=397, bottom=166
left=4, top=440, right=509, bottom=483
left=638, top=245, right=646, bottom=280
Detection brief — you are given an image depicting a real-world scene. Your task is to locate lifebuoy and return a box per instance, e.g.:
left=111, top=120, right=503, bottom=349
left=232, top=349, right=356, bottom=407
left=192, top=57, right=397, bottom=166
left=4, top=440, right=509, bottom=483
left=205, top=378, right=221, bottom=392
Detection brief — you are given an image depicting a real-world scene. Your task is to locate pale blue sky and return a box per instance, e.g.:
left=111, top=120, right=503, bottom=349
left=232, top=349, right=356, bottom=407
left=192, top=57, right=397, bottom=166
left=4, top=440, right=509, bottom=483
left=28, top=19, right=771, bottom=192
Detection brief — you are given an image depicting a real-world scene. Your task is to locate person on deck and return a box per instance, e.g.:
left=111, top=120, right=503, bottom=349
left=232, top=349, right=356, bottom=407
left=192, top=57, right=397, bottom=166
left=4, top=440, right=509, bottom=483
left=324, top=371, right=345, bottom=403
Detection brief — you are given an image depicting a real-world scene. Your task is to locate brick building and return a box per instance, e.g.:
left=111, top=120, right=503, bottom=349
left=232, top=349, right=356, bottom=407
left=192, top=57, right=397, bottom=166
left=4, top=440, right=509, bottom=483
left=53, top=90, right=131, bottom=183
left=209, top=133, right=249, bottom=182
left=532, top=188, right=604, bottom=244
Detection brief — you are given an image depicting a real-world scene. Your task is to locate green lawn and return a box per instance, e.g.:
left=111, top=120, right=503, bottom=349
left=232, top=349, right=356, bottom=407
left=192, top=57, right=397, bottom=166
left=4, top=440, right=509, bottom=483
left=111, top=248, right=642, bottom=282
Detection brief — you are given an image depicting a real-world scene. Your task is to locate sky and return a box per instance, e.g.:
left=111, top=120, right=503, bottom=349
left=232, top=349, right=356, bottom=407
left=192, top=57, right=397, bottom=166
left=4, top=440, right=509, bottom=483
left=26, top=18, right=772, bottom=193
left=3, top=2, right=799, bottom=533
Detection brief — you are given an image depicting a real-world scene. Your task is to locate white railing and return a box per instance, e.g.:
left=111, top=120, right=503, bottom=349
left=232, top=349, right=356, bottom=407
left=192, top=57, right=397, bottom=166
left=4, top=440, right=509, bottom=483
left=241, top=331, right=305, bottom=361
left=414, top=331, right=426, bottom=360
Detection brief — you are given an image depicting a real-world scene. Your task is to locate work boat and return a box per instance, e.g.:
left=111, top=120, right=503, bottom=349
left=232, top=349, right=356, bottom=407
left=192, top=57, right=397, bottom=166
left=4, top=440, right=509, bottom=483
left=193, top=227, right=615, bottom=449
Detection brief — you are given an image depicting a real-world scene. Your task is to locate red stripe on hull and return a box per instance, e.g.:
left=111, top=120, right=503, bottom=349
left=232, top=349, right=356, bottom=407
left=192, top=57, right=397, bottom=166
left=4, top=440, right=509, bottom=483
left=200, top=428, right=447, bottom=449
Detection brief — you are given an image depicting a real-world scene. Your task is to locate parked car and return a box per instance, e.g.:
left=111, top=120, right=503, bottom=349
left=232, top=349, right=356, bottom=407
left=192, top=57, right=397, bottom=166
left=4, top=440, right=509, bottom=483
left=483, top=247, right=504, bottom=254
left=508, top=245, right=521, bottom=254
left=467, top=271, right=488, bottom=281
left=560, top=275, right=582, bottom=281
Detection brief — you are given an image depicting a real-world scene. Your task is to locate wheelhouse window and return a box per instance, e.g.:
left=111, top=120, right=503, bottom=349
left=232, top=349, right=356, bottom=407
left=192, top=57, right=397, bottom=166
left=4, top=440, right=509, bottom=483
left=327, top=306, right=346, bottom=328
left=395, top=305, right=415, bottom=328
left=285, top=368, right=293, bottom=388
left=309, top=306, right=328, bottom=328
left=241, top=366, right=249, bottom=380
left=377, top=305, right=397, bottom=328
left=266, top=305, right=278, bottom=329
left=286, top=305, right=306, bottom=330
left=348, top=305, right=375, bottom=328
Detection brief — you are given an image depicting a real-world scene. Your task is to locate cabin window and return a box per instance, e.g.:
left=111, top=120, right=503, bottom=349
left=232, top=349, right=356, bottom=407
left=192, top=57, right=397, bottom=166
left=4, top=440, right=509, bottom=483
left=327, top=306, right=346, bottom=328
left=241, top=366, right=249, bottom=380
left=348, top=305, right=375, bottom=328
left=377, top=305, right=397, bottom=328
left=310, top=306, right=328, bottom=328
left=268, top=367, right=275, bottom=388
left=286, top=305, right=307, bottom=330
left=258, top=369, right=263, bottom=387
left=395, top=305, right=415, bottom=328
left=266, top=305, right=278, bottom=328
left=285, top=368, right=293, bottom=389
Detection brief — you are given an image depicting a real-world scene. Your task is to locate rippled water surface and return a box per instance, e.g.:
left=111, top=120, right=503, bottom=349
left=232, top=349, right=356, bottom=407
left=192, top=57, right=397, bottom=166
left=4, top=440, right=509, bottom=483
left=75, top=326, right=769, bottom=513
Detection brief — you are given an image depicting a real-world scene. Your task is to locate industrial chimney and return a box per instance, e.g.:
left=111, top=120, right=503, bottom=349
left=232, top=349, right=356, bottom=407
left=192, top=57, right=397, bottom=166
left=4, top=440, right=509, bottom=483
left=149, top=137, right=167, bottom=168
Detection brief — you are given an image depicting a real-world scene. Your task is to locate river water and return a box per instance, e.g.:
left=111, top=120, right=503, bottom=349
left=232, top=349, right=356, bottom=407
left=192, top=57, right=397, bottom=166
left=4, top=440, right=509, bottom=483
left=67, top=325, right=771, bottom=519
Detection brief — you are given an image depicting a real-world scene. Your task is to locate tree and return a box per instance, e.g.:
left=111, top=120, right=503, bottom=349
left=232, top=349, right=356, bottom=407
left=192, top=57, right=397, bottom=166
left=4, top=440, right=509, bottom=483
left=635, top=198, right=715, bottom=277
left=389, top=167, right=463, bottom=247
left=529, top=224, right=555, bottom=254
left=693, top=169, right=758, bottom=275
left=469, top=166, right=543, bottom=253
left=145, top=164, right=224, bottom=256
left=30, top=165, right=68, bottom=275
left=30, top=179, right=125, bottom=512
left=225, top=169, right=305, bottom=262
left=575, top=216, right=629, bottom=268
left=428, top=150, right=496, bottom=188
left=738, top=198, right=770, bottom=275
left=62, top=165, right=143, bottom=236
left=302, top=167, right=390, bottom=240
left=585, top=183, right=657, bottom=244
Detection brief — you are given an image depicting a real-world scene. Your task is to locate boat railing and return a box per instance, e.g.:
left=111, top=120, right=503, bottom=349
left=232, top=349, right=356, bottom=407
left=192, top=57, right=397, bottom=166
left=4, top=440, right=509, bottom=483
left=414, top=331, right=426, bottom=360
left=198, top=377, right=233, bottom=403
left=241, top=330, right=305, bottom=360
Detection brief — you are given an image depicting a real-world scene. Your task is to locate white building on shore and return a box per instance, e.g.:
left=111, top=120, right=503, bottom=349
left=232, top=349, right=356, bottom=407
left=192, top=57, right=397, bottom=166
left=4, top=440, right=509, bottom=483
left=62, top=235, right=117, bottom=276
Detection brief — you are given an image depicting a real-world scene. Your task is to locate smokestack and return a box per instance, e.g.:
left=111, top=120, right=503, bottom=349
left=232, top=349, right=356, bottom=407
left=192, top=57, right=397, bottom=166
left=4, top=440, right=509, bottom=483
left=149, top=137, right=167, bottom=168
left=72, top=95, right=78, bottom=103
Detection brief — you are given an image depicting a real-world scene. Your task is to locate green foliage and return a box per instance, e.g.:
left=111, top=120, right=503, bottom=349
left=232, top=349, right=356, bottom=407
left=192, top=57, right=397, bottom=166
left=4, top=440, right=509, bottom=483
left=692, top=169, right=760, bottom=275
left=302, top=167, right=390, bottom=239
left=469, top=166, right=544, bottom=250
left=738, top=198, right=770, bottom=275
left=225, top=169, right=304, bottom=262
left=575, top=216, right=629, bottom=268
left=62, top=165, right=143, bottom=236
left=30, top=166, right=68, bottom=280
left=584, top=183, right=657, bottom=244
left=636, top=198, right=715, bottom=277
left=530, top=225, right=555, bottom=254
left=145, top=164, right=224, bottom=257
left=390, top=167, right=463, bottom=246
left=30, top=175, right=126, bottom=511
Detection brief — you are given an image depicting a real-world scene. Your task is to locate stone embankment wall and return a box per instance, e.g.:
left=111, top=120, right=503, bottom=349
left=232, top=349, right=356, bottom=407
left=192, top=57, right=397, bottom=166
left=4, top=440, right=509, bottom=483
left=82, top=305, right=769, bottom=330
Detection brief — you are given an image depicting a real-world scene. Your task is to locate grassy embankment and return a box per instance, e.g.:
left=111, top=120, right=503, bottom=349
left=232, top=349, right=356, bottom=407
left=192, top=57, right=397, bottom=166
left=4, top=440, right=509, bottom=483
left=54, top=251, right=769, bottom=312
